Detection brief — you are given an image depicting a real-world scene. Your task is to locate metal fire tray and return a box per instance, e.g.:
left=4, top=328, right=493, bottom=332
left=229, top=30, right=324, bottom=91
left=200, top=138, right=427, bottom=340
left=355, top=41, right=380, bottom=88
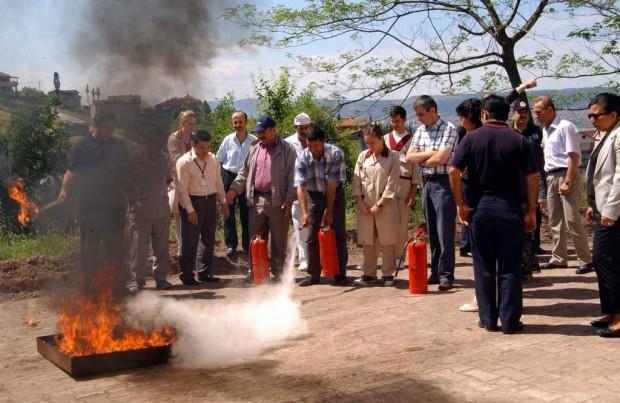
left=36, top=335, right=171, bottom=378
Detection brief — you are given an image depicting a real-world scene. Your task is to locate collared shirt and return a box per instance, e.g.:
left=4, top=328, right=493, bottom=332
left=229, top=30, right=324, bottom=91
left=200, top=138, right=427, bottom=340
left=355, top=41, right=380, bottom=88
left=542, top=116, right=581, bottom=172
left=294, top=143, right=346, bottom=192
left=175, top=149, right=225, bottom=213
left=129, top=150, right=172, bottom=221
left=452, top=121, right=537, bottom=201
left=284, top=133, right=307, bottom=159
left=216, top=131, right=257, bottom=173
left=411, top=117, right=457, bottom=175
left=254, top=141, right=276, bottom=192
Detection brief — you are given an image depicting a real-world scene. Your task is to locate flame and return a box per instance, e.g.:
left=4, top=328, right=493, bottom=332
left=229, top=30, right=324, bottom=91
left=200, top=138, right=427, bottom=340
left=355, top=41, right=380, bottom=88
left=56, top=265, right=175, bottom=356
left=25, top=314, right=38, bottom=327
left=8, top=179, right=39, bottom=226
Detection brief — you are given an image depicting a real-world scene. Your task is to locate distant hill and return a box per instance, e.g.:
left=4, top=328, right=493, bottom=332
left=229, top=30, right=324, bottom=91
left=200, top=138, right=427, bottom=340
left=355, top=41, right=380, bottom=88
left=210, top=87, right=610, bottom=130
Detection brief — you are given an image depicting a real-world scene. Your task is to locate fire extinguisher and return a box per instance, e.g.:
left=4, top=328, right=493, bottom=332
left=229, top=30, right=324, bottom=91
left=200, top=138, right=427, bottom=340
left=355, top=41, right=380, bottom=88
left=395, top=226, right=428, bottom=294
left=250, top=234, right=270, bottom=285
left=318, top=226, right=339, bottom=277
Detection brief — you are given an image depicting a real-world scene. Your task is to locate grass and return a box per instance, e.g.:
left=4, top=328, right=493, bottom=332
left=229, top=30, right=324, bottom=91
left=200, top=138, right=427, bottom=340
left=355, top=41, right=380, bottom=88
left=0, top=105, right=11, bottom=132
left=0, top=231, right=79, bottom=261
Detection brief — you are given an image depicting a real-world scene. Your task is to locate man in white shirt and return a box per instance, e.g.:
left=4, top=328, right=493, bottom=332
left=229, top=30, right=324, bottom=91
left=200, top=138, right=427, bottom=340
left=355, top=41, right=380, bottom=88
left=216, top=111, right=257, bottom=258
left=384, top=106, right=421, bottom=268
left=285, top=113, right=312, bottom=270
left=176, top=130, right=229, bottom=285
left=533, top=96, right=594, bottom=274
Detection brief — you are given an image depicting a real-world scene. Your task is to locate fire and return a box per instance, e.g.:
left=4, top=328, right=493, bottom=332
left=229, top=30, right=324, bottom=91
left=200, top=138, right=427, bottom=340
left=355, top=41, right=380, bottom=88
left=25, top=314, right=39, bottom=327
left=56, top=265, right=175, bottom=356
left=8, top=179, right=39, bottom=226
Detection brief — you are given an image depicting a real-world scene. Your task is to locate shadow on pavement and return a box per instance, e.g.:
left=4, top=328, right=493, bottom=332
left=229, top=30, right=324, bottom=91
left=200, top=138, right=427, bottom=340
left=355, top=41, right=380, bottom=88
left=524, top=287, right=599, bottom=300
left=524, top=302, right=599, bottom=318
left=520, top=323, right=594, bottom=337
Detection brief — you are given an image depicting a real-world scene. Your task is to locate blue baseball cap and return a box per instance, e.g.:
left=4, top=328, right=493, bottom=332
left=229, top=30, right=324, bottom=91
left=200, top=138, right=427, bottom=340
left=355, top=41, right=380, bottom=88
left=254, top=115, right=276, bottom=133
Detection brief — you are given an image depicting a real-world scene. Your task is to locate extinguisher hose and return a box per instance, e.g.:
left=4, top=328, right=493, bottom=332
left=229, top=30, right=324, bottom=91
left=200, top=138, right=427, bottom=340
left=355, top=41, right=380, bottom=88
left=394, top=236, right=416, bottom=279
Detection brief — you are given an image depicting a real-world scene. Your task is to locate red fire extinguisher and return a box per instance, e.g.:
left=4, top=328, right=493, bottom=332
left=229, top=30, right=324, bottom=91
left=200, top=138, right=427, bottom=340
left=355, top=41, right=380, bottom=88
left=395, top=225, right=428, bottom=294
left=407, top=240, right=428, bottom=294
left=318, top=227, right=339, bottom=277
left=250, top=234, right=270, bottom=285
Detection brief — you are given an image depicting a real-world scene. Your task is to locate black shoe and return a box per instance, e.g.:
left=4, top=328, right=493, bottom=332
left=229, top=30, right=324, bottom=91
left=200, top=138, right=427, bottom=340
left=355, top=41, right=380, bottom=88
left=535, top=247, right=549, bottom=255
left=521, top=273, right=533, bottom=281
left=298, top=276, right=320, bottom=287
left=226, top=247, right=236, bottom=259
left=459, top=250, right=472, bottom=257
left=597, top=327, right=620, bottom=338
left=502, top=321, right=524, bottom=334
left=478, top=321, right=499, bottom=332
left=333, top=275, right=349, bottom=286
left=576, top=263, right=595, bottom=274
left=156, top=280, right=172, bottom=290
left=438, top=282, right=453, bottom=291
left=181, top=278, right=200, bottom=286
left=541, top=262, right=568, bottom=269
left=427, top=277, right=440, bottom=285
left=591, top=319, right=613, bottom=328
left=199, top=275, right=221, bottom=283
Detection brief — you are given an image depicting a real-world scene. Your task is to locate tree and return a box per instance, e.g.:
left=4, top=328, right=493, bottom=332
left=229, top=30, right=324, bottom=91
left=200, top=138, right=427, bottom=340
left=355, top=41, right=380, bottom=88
left=226, top=1, right=618, bottom=107
left=205, top=92, right=238, bottom=150
left=1, top=99, right=69, bottom=185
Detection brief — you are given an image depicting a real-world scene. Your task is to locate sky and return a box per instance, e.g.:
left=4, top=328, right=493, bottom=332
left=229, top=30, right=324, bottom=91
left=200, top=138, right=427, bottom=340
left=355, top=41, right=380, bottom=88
left=0, top=0, right=615, bottom=105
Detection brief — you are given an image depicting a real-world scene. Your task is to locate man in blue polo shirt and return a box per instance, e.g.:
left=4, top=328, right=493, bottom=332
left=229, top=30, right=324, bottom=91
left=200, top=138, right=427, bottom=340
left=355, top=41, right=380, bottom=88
left=450, top=94, right=538, bottom=334
left=296, top=127, right=348, bottom=286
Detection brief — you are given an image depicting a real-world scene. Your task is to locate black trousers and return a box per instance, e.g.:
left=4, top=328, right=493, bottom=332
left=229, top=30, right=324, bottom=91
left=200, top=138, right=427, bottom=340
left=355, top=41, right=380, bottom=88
left=179, top=195, right=216, bottom=281
left=79, top=208, right=127, bottom=294
left=222, top=168, right=249, bottom=251
left=593, top=219, right=620, bottom=314
left=422, top=176, right=456, bottom=283
left=534, top=205, right=543, bottom=250
left=306, top=186, right=348, bottom=280
left=470, top=195, right=523, bottom=330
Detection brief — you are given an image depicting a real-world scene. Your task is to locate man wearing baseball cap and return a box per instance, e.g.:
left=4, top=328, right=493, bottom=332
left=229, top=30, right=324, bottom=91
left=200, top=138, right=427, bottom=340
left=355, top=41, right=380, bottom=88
left=285, top=112, right=312, bottom=271
left=226, top=115, right=297, bottom=282
left=511, top=100, right=546, bottom=280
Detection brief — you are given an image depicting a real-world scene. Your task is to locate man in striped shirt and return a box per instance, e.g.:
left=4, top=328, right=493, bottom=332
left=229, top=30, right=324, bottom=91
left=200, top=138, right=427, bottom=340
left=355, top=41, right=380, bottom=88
left=296, top=127, right=348, bottom=286
left=407, top=95, right=458, bottom=291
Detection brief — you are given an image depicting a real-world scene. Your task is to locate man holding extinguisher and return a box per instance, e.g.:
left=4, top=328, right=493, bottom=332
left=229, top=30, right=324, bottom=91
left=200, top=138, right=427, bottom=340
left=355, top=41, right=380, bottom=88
left=296, top=127, right=349, bottom=286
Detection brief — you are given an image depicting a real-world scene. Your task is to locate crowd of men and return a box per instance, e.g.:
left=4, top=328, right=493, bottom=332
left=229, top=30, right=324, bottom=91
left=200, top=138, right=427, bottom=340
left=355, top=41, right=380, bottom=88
left=59, top=84, right=620, bottom=337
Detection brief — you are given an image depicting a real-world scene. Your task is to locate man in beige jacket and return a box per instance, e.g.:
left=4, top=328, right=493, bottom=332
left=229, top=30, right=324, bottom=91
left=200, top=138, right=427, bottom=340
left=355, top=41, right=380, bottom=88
left=384, top=106, right=421, bottom=267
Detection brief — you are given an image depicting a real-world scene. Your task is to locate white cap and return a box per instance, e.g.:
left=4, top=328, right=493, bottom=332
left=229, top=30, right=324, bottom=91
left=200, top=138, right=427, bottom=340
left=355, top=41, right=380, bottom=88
left=294, top=113, right=312, bottom=126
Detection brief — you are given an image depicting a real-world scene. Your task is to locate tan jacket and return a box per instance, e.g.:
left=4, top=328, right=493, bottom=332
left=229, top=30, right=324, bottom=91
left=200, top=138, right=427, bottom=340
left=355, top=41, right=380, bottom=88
left=586, top=122, right=620, bottom=221
left=167, top=130, right=191, bottom=214
left=230, top=137, right=297, bottom=207
left=352, top=149, right=399, bottom=246
left=384, top=131, right=421, bottom=198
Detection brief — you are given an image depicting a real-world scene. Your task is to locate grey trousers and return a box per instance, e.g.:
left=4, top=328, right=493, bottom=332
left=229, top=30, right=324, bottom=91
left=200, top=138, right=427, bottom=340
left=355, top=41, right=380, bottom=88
left=249, top=193, right=289, bottom=277
left=130, top=216, right=170, bottom=283
left=422, top=175, right=456, bottom=283
left=546, top=171, right=592, bottom=265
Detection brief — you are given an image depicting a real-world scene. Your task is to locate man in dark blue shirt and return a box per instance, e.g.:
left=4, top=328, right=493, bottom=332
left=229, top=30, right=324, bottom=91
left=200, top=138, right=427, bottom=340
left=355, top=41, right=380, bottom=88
left=449, top=94, right=538, bottom=334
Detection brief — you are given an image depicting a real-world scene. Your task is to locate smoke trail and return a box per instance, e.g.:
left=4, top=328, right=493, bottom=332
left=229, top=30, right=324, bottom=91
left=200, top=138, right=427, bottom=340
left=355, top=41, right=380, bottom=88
left=126, top=236, right=308, bottom=368
left=72, top=0, right=236, bottom=102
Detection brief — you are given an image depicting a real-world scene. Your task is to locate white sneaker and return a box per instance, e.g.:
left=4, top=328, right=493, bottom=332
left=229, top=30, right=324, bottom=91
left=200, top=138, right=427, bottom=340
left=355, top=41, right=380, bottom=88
left=459, top=302, right=479, bottom=312
left=353, top=275, right=376, bottom=286
left=298, top=261, right=308, bottom=271
left=383, top=276, right=395, bottom=287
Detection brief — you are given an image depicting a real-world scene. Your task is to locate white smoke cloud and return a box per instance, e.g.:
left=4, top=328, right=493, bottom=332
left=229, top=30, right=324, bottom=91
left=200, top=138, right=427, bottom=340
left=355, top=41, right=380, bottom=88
left=126, top=237, right=308, bottom=369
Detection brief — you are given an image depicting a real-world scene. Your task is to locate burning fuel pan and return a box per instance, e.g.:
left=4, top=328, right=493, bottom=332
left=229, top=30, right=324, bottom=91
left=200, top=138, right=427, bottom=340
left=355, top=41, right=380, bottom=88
left=37, top=335, right=172, bottom=378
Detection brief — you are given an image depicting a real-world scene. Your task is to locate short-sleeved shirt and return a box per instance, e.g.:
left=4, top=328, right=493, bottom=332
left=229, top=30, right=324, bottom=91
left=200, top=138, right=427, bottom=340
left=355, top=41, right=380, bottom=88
left=451, top=121, right=537, bottom=204
left=411, top=117, right=457, bottom=175
left=542, top=116, right=581, bottom=172
left=67, top=134, right=130, bottom=220
left=216, top=131, right=257, bottom=174
left=294, top=143, right=346, bottom=192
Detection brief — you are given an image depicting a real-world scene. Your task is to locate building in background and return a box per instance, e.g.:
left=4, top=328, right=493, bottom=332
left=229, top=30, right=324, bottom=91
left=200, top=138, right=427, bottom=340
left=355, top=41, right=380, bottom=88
left=0, top=72, right=18, bottom=94
left=90, top=95, right=141, bottom=130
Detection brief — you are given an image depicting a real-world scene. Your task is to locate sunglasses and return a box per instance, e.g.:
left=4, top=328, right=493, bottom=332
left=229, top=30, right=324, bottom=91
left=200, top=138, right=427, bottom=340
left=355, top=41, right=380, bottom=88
left=588, top=111, right=610, bottom=120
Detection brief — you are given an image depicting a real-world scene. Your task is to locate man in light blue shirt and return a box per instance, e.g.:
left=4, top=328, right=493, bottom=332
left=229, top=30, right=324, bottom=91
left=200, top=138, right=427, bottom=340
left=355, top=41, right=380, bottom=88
left=216, top=111, right=257, bottom=257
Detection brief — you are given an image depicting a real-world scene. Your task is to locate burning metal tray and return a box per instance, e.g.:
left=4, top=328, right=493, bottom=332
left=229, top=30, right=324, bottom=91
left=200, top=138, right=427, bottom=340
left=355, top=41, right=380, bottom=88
left=36, top=335, right=171, bottom=378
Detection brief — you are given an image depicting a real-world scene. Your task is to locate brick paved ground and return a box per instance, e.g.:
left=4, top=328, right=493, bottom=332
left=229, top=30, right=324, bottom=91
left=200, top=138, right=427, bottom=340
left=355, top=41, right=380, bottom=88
left=1, top=243, right=616, bottom=402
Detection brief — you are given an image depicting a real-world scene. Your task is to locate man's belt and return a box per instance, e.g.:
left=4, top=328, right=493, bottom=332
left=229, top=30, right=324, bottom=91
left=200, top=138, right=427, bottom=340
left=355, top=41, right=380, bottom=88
left=254, top=191, right=272, bottom=196
left=547, top=167, right=567, bottom=174
left=190, top=193, right=217, bottom=199
left=422, top=174, right=448, bottom=181
left=399, top=175, right=412, bottom=180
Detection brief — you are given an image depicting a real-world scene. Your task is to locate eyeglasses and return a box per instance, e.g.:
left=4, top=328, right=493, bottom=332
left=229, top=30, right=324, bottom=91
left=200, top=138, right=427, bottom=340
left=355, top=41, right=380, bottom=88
left=588, top=111, right=610, bottom=120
